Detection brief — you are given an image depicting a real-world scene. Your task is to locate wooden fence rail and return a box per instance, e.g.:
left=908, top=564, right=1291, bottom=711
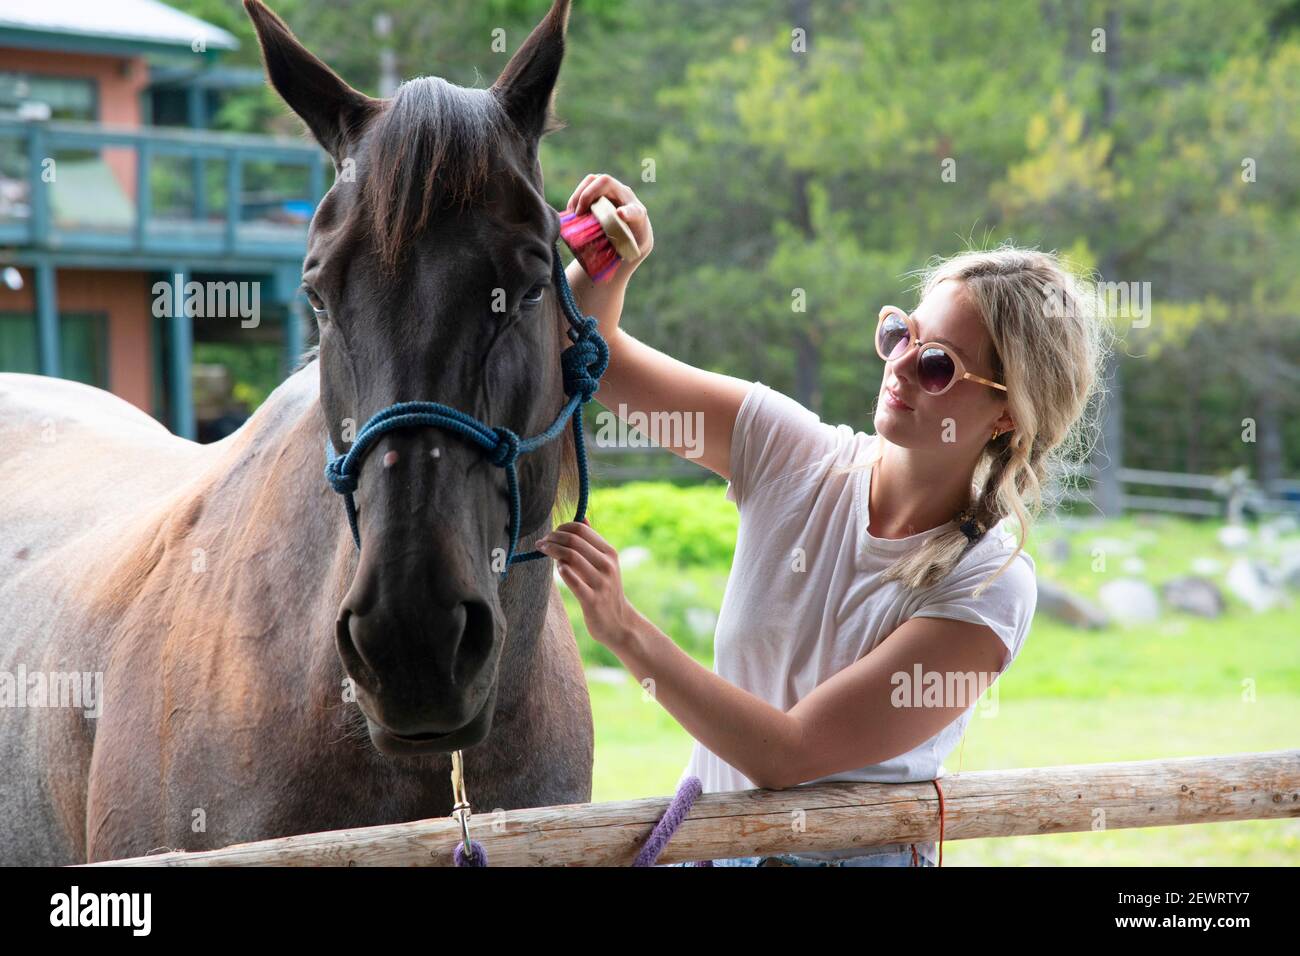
left=87, top=749, right=1298, bottom=867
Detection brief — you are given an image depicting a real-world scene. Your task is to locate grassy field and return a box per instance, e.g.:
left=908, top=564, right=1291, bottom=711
left=563, top=484, right=1300, bottom=865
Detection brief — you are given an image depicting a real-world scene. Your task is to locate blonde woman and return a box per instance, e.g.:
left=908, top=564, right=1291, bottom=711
left=536, top=174, right=1109, bottom=867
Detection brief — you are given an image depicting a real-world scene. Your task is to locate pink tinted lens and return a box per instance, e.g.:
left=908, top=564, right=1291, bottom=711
left=878, top=313, right=911, bottom=360
left=917, top=347, right=956, bottom=393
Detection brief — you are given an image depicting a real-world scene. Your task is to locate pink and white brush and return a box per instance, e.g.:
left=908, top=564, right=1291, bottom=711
left=559, top=196, right=641, bottom=283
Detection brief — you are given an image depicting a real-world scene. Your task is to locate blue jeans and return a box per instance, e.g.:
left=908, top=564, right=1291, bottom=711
left=671, top=843, right=936, bottom=867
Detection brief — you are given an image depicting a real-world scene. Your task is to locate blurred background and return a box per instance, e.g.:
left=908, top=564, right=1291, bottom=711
left=0, top=0, right=1295, bottom=864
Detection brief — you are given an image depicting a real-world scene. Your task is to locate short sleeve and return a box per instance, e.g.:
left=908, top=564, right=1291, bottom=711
left=909, top=547, right=1038, bottom=674
left=724, top=381, right=850, bottom=510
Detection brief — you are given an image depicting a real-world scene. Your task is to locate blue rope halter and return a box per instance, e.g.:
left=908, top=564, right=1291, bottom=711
left=324, top=246, right=609, bottom=581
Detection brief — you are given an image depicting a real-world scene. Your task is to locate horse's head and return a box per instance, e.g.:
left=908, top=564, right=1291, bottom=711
left=246, top=0, right=578, bottom=756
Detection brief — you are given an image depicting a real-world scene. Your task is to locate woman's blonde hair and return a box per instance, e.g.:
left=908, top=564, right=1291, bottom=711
left=846, top=242, right=1114, bottom=597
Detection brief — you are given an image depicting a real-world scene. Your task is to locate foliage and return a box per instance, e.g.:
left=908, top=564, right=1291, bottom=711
left=166, top=0, right=1300, bottom=479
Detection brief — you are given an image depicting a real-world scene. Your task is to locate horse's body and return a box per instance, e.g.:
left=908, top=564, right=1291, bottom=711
left=2, top=0, right=598, bottom=864
left=0, top=365, right=592, bottom=864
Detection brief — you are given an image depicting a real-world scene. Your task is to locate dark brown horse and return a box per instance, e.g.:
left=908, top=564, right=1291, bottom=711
left=0, top=0, right=593, bottom=865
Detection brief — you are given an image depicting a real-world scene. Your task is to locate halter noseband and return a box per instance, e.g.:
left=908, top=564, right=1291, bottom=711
left=323, top=245, right=609, bottom=581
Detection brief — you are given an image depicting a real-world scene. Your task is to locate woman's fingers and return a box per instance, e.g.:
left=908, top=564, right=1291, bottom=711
left=555, top=560, right=593, bottom=601
left=565, top=173, right=598, bottom=212
left=617, top=201, right=646, bottom=223
left=543, top=527, right=614, bottom=569
left=574, top=174, right=615, bottom=214
left=552, top=521, right=617, bottom=558
left=575, top=173, right=637, bottom=216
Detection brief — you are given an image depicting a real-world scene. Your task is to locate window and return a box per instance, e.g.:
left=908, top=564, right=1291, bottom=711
left=0, top=312, right=109, bottom=389
left=0, top=72, right=97, bottom=122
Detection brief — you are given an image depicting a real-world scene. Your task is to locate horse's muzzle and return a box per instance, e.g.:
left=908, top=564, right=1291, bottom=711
left=335, top=601, right=500, bottom=755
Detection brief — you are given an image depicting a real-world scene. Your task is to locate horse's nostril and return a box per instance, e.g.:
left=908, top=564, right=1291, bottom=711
left=452, top=600, right=494, bottom=688
left=336, top=610, right=381, bottom=694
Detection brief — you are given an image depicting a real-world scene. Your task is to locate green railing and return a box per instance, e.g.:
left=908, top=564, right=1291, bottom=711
left=0, top=118, right=327, bottom=262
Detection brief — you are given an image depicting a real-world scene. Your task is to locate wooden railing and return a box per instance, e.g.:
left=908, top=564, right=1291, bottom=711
left=87, top=749, right=1299, bottom=866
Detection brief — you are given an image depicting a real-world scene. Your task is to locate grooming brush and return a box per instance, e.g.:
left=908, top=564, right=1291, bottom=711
left=559, top=195, right=641, bottom=283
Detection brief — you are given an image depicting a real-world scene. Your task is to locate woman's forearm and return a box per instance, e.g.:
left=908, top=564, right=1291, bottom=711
left=567, top=258, right=630, bottom=343
left=567, top=258, right=639, bottom=414
left=609, top=612, right=802, bottom=791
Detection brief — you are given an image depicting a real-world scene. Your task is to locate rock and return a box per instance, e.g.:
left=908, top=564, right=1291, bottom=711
left=685, top=607, right=717, bottom=637
left=1217, top=525, right=1251, bottom=551
left=1044, top=538, right=1071, bottom=563
left=1280, top=554, right=1300, bottom=590
left=620, top=545, right=651, bottom=571
left=1226, top=558, right=1284, bottom=612
left=585, top=666, right=627, bottom=686
left=1191, top=557, right=1223, bottom=576
left=1088, top=537, right=1137, bottom=557
left=1265, top=515, right=1298, bottom=536
left=1035, top=579, right=1110, bottom=629
left=1161, top=576, right=1225, bottom=618
left=1098, top=578, right=1161, bottom=623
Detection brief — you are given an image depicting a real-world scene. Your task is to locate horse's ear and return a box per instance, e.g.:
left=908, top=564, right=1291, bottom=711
left=490, top=0, right=571, bottom=140
left=243, top=0, right=379, bottom=161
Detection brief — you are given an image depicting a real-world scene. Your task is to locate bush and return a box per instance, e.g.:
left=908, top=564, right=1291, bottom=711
left=583, top=481, right=737, bottom=567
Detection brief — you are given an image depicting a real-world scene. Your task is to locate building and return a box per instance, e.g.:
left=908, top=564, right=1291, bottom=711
left=0, top=0, right=326, bottom=438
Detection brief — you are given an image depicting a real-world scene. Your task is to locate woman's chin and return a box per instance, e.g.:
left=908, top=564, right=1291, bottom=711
left=873, top=410, right=910, bottom=443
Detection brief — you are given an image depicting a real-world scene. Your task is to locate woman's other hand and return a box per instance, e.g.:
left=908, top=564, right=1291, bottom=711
left=565, top=173, right=654, bottom=274
left=537, top=519, right=643, bottom=649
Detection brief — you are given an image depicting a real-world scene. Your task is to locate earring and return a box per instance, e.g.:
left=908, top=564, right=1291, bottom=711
left=990, top=427, right=1000, bottom=441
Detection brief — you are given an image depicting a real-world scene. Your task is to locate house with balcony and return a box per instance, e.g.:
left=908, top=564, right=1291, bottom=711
left=0, top=0, right=326, bottom=439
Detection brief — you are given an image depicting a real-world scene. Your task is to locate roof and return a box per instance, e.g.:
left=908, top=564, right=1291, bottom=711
left=0, top=0, right=238, bottom=54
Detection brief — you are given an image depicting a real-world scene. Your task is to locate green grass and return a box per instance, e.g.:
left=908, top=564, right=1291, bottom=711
left=567, top=487, right=1300, bottom=865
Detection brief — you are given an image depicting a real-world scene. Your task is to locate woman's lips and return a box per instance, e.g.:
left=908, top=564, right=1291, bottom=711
left=885, top=386, right=914, bottom=411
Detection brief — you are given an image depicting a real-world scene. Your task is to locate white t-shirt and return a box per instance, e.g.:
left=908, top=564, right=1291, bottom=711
left=679, top=381, right=1038, bottom=863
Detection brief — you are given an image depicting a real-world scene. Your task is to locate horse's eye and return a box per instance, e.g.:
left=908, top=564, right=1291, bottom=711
left=522, top=281, right=548, bottom=307
left=302, top=284, right=327, bottom=316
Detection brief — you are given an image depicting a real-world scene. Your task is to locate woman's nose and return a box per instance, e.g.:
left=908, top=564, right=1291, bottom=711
left=891, top=345, right=918, bottom=383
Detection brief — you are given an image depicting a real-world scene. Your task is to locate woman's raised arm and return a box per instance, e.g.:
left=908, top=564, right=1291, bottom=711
left=564, top=173, right=750, bottom=480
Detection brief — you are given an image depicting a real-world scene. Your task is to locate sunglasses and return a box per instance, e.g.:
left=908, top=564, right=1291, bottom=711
left=876, top=306, right=1007, bottom=396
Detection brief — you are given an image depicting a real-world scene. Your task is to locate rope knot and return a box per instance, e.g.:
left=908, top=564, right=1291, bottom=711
left=324, top=458, right=358, bottom=495
left=488, top=427, right=521, bottom=468
left=561, top=317, right=609, bottom=402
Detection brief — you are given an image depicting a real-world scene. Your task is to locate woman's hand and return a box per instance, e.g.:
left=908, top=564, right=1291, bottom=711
left=537, top=519, right=643, bottom=649
left=565, top=173, right=654, bottom=274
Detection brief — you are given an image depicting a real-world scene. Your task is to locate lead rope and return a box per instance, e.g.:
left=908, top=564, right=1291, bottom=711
left=450, top=763, right=706, bottom=867
left=910, top=778, right=946, bottom=867
left=452, top=770, right=944, bottom=867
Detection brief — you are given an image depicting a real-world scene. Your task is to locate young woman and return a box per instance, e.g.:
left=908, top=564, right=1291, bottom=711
left=536, top=174, right=1109, bottom=867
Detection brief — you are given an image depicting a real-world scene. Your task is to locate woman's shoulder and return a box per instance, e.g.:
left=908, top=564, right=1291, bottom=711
left=946, top=521, right=1038, bottom=596
left=729, top=382, right=874, bottom=502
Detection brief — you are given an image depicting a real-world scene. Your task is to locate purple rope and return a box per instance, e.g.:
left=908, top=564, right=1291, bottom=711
left=452, top=775, right=712, bottom=866
left=453, top=838, right=487, bottom=867
left=634, top=775, right=710, bottom=867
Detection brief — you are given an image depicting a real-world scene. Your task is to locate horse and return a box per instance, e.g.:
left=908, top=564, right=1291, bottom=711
left=0, top=0, right=594, bottom=865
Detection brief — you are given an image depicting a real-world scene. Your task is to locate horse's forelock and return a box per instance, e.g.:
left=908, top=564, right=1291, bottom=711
left=362, top=77, right=508, bottom=274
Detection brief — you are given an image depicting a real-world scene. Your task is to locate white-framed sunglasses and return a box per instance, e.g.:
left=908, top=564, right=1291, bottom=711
left=876, top=305, right=1007, bottom=396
